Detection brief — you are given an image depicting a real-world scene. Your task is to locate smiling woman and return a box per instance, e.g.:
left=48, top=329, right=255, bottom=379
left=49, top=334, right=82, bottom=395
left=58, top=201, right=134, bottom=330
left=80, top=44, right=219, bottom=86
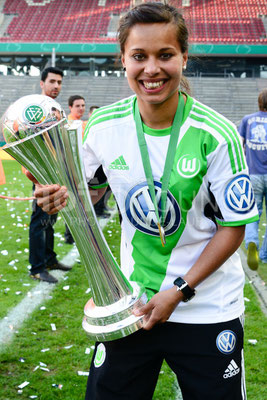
left=30, top=2, right=258, bottom=400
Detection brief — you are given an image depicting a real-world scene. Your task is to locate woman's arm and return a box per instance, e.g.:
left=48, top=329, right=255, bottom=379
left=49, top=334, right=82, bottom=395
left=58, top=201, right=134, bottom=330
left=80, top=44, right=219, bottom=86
left=26, top=171, right=107, bottom=214
left=134, top=224, right=245, bottom=330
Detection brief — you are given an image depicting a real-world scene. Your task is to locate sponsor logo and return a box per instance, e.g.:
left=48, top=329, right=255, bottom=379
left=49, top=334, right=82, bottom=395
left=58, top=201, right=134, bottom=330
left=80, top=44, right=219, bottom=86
left=225, top=175, right=255, bottom=214
left=108, top=155, right=129, bottom=170
left=94, top=343, right=106, bottom=368
left=223, top=359, right=240, bottom=379
left=216, top=330, right=237, bottom=354
left=125, top=180, right=180, bottom=236
left=177, top=154, right=200, bottom=178
left=24, top=105, right=45, bottom=125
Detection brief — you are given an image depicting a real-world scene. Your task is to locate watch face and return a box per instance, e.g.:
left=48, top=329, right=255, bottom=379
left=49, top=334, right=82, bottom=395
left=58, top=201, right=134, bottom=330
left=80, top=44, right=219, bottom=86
left=174, top=277, right=195, bottom=301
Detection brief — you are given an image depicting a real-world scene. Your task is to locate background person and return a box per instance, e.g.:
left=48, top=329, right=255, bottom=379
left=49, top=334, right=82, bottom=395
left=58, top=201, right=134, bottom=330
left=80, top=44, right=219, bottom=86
left=68, top=94, right=87, bottom=135
left=32, top=3, right=258, bottom=399
left=64, top=94, right=87, bottom=244
left=238, top=88, right=267, bottom=270
left=29, top=67, right=71, bottom=284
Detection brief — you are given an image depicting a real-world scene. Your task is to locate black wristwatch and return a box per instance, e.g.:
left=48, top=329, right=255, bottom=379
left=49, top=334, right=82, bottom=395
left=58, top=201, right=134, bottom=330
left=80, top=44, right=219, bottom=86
left=173, top=277, right=196, bottom=302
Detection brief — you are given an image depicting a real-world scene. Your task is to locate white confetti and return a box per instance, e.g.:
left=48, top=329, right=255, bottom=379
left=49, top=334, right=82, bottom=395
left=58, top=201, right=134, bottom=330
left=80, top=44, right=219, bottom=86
left=85, top=348, right=91, bottom=354
left=16, top=238, right=21, bottom=242
left=51, top=323, right=56, bottom=331
left=29, top=396, right=38, bottom=399
left=248, top=339, right=258, bottom=345
left=77, top=371, right=89, bottom=376
left=1, top=250, right=8, bottom=256
left=33, top=366, right=39, bottom=372
left=8, top=260, right=16, bottom=266
left=40, top=367, right=50, bottom=372
left=39, top=362, right=47, bottom=367
left=63, top=285, right=70, bottom=291
left=64, top=345, right=73, bottom=349
left=244, top=297, right=250, bottom=302
left=40, top=306, right=46, bottom=310
left=85, top=288, right=91, bottom=294
left=41, top=348, right=50, bottom=352
left=16, top=291, right=22, bottom=295
left=18, top=381, right=30, bottom=389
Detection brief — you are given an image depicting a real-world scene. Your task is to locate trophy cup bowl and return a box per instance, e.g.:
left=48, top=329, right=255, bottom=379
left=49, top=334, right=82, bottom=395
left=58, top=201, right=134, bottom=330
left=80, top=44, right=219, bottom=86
left=1, top=94, right=147, bottom=341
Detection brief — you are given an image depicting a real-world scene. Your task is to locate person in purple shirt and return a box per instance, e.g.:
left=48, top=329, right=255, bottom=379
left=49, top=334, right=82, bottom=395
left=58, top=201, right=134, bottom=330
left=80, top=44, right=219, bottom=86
left=239, top=88, right=267, bottom=270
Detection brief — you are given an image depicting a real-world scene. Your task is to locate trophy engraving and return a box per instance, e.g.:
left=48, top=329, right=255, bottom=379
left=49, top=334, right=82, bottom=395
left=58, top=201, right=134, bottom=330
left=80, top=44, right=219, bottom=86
left=1, top=95, right=146, bottom=341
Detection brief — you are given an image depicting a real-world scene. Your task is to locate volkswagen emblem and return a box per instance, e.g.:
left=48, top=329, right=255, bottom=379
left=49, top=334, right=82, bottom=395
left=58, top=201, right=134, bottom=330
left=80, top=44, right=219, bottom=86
left=225, top=175, right=255, bottom=214
left=216, top=330, right=237, bottom=354
left=125, top=181, right=181, bottom=236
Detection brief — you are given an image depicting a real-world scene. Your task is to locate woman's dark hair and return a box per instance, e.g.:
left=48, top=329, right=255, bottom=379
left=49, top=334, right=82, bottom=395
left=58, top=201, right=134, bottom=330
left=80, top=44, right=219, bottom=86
left=117, top=2, right=190, bottom=93
left=258, top=89, right=267, bottom=111
left=118, top=2, right=189, bottom=55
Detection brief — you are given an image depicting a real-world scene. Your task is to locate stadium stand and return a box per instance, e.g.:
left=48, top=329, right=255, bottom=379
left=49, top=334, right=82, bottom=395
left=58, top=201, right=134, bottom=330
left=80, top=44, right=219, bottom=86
left=0, top=75, right=266, bottom=128
left=0, top=0, right=265, bottom=44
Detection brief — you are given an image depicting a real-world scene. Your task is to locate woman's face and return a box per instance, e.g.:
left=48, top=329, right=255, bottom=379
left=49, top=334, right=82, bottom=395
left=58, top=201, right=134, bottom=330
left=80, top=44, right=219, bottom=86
left=121, top=22, right=188, bottom=108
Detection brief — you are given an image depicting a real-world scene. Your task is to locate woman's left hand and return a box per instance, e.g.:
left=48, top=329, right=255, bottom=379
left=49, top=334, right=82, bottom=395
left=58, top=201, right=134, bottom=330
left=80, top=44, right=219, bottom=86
left=133, top=287, right=184, bottom=330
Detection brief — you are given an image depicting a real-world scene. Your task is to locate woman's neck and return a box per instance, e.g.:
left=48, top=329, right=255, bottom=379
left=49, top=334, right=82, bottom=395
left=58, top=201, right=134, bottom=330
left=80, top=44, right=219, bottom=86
left=137, top=92, right=185, bottom=129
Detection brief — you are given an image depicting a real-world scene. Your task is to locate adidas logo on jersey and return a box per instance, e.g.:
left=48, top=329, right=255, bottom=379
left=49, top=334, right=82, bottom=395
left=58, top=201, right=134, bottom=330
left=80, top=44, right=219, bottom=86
left=223, top=359, right=240, bottom=379
left=108, top=155, right=129, bottom=170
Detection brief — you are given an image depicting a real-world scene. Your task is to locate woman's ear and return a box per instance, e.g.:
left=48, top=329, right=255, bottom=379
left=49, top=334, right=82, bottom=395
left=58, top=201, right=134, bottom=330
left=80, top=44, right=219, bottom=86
left=121, top=54, right=125, bottom=69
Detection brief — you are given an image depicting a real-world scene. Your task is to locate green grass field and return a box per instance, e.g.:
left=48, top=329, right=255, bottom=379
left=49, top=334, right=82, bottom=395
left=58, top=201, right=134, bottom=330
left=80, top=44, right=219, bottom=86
left=0, top=160, right=266, bottom=399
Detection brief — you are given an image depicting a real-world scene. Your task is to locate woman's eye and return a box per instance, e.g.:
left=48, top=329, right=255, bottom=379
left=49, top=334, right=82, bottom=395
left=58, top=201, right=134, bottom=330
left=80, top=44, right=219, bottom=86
left=161, top=53, right=173, bottom=60
left=133, top=54, right=145, bottom=61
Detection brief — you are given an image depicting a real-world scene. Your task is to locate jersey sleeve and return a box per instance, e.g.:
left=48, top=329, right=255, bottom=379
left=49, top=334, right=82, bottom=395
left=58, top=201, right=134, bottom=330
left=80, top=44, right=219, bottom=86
left=82, top=127, right=108, bottom=188
left=207, top=125, right=259, bottom=226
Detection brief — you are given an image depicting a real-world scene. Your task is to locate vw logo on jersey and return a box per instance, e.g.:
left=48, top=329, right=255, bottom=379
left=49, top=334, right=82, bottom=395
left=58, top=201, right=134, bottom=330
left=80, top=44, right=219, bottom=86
left=216, top=330, right=237, bottom=355
left=125, top=181, right=181, bottom=236
left=225, top=174, right=255, bottom=214
left=177, top=154, right=201, bottom=178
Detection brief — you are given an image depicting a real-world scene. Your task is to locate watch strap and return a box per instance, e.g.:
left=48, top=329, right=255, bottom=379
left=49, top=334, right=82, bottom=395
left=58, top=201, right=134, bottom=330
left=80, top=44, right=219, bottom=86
left=174, top=277, right=196, bottom=302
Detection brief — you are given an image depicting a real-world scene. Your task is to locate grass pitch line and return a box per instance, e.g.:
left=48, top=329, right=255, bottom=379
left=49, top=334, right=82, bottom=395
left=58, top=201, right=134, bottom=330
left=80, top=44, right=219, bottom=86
left=0, top=208, right=117, bottom=349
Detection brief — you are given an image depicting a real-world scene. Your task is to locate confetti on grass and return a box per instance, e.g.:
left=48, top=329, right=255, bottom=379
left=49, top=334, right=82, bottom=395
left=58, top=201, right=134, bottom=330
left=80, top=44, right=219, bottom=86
left=18, top=381, right=30, bottom=389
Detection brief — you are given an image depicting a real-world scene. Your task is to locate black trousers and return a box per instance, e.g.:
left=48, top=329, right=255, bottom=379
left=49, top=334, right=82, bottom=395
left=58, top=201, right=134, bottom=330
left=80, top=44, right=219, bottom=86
left=85, top=318, right=245, bottom=400
left=29, top=199, right=58, bottom=274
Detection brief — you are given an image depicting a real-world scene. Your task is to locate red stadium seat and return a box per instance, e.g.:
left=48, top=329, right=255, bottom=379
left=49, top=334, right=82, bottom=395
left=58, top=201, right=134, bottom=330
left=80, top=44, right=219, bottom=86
left=0, top=0, right=266, bottom=44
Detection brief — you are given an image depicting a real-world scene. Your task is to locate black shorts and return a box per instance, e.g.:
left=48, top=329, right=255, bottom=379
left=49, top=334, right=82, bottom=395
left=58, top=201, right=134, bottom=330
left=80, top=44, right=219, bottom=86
left=85, top=317, right=246, bottom=400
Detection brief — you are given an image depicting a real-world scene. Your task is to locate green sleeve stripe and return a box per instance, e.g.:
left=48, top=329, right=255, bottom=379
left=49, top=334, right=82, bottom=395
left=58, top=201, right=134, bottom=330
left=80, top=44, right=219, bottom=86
left=216, top=215, right=259, bottom=226
left=89, top=183, right=109, bottom=189
left=83, top=99, right=134, bottom=143
left=193, top=102, right=246, bottom=171
left=190, top=113, right=237, bottom=174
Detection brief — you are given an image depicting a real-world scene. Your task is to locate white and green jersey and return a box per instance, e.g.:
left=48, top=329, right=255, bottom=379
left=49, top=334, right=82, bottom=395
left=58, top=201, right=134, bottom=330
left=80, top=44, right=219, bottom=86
left=83, top=94, right=258, bottom=324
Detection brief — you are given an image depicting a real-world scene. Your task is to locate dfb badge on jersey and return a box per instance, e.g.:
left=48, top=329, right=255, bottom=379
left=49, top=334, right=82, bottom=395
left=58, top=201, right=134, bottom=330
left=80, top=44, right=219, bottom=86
left=125, top=180, right=181, bottom=236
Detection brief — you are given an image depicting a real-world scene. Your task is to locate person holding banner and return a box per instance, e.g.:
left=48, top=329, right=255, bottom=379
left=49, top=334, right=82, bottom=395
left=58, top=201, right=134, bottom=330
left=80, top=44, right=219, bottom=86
left=31, top=3, right=258, bottom=399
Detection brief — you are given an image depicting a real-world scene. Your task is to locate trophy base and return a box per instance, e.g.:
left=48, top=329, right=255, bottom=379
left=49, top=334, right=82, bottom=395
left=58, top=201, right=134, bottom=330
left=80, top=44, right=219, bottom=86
left=82, top=281, right=147, bottom=342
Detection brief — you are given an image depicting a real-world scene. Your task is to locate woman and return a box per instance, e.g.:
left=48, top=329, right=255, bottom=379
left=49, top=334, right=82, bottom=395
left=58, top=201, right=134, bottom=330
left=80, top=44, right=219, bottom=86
left=34, top=3, right=258, bottom=399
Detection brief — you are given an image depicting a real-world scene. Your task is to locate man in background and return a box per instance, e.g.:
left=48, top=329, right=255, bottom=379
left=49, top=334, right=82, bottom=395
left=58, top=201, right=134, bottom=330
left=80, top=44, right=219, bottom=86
left=68, top=95, right=87, bottom=134
left=29, top=67, right=71, bottom=283
left=64, top=94, right=87, bottom=244
left=239, top=88, right=267, bottom=270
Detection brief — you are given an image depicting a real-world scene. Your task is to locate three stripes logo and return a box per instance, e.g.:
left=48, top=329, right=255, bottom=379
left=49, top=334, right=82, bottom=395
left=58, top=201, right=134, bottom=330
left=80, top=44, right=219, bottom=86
left=223, top=359, right=240, bottom=379
left=108, top=155, right=129, bottom=170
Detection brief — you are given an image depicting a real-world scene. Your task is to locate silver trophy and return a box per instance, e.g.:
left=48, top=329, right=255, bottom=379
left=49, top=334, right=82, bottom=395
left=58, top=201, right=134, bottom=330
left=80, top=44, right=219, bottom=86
left=1, top=94, right=146, bottom=341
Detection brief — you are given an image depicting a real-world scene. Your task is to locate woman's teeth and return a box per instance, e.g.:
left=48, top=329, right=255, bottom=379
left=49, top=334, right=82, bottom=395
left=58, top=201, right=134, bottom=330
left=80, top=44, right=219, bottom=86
left=143, top=80, right=164, bottom=89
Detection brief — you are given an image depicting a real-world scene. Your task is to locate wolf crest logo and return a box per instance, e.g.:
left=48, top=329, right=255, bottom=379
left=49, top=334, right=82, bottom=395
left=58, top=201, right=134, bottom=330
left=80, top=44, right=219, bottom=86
left=177, top=155, right=201, bottom=178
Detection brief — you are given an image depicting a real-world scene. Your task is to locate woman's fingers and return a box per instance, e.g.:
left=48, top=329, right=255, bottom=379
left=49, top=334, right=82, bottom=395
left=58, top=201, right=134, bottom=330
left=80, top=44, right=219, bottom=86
left=34, top=184, right=68, bottom=214
left=25, top=170, right=39, bottom=184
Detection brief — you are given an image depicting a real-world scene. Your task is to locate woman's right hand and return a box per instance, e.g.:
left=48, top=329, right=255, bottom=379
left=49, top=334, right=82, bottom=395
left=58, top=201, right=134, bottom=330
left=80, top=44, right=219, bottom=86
left=34, top=184, right=68, bottom=215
